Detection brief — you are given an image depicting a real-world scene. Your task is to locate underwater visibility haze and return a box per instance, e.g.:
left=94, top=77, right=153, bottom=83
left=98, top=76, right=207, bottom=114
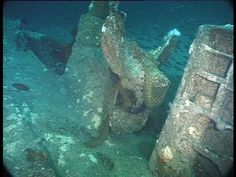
left=3, top=1, right=233, bottom=177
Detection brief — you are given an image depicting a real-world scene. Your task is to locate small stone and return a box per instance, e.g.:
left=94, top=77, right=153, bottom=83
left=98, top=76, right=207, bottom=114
left=23, top=107, right=30, bottom=113
left=92, top=114, right=101, bottom=129
left=88, top=91, right=94, bottom=97
left=83, top=111, right=89, bottom=117
left=79, top=153, right=86, bottom=157
left=88, top=154, right=97, bottom=163
left=87, top=125, right=92, bottom=129
left=97, top=107, right=103, bottom=113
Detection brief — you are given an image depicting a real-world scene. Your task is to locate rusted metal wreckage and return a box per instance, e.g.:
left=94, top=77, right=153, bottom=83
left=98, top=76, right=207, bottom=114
left=14, top=1, right=233, bottom=176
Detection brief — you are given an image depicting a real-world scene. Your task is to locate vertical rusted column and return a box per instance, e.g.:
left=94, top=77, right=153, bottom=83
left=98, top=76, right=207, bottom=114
left=149, top=24, right=233, bottom=177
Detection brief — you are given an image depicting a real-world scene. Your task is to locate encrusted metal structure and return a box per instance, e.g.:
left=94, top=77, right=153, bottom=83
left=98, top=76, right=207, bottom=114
left=101, top=2, right=180, bottom=134
left=149, top=24, right=233, bottom=177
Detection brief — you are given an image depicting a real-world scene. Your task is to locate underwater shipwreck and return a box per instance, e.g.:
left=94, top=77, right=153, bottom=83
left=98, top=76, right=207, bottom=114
left=3, top=1, right=233, bottom=177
